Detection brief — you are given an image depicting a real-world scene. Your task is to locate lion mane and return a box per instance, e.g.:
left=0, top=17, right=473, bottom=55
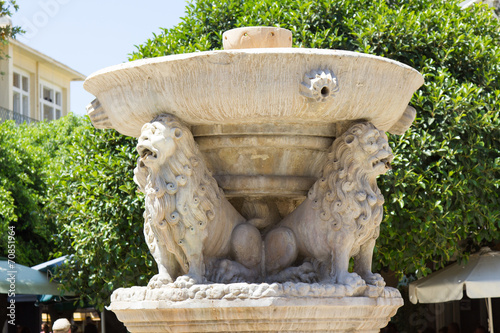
left=265, top=121, right=392, bottom=286
left=134, top=114, right=222, bottom=276
left=307, top=122, right=386, bottom=257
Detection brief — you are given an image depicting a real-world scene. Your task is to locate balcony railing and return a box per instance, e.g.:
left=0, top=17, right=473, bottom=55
left=0, top=107, right=39, bottom=125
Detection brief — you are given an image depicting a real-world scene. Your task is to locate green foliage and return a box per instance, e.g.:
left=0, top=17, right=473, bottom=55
left=0, top=114, right=153, bottom=310
left=0, top=1, right=19, bottom=17
left=130, top=0, right=500, bottom=279
left=0, top=0, right=21, bottom=40
left=0, top=121, right=48, bottom=265
left=34, top=0, right=498, bottom=311
left=46, top=118, right=154, bottom=310
left=0, top=115, right=83, bottom=265
left=1, top=1, right=22, bottom=73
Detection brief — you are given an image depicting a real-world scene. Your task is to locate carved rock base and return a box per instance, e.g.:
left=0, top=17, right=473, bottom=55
left=109, top=283, right=403, bottom=332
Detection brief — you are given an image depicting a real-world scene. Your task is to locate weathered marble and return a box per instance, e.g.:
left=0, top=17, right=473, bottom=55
left=134, top=114, right=262, bottom=286
left=222, top=26, right=292, bottom=49
left=133, top=114, right=394, bottom=289
left=84, top=27, right=425, bottom=333
left=109, top=282, right=403, bottom=333
left=84, top=50, right=423, bottom=138
left=264, top=122, right=392, bottom=287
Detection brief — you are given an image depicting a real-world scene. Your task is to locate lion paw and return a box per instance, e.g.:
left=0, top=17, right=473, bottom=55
left=173, top=275, right=198, bottom=288
left=147, top=273, right=173, bottom=289
left=337, top=272, right=365, bottom=288
left=291, top=271, right=317, bottom=284
left=210, top=259, right=253, bottom=283
left=267, top=262, right=318, bottom=284
left=362, top=272, right=386, bottom=287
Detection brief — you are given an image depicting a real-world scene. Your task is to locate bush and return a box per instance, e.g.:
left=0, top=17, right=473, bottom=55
left=0, top=114, right=154, bottom=309
left=43, top=0, right=500, bottom=310
left=0, top=115, right=83, bottom=265
left=130, top=0, right=500, bottom=278
left=46, top=117, right=154, bottom=309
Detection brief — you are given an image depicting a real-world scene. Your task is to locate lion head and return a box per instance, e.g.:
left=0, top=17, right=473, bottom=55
left=308, top=122, right=393, bottom=239
left=133, top=114, right=222, bottom=275
left=323, top=122, right=393, bottom=180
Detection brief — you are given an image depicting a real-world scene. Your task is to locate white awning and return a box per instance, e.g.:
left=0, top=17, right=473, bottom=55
left=409, top=248, right=500, bottom=304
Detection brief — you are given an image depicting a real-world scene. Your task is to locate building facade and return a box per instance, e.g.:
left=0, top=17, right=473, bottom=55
left=0, top=19, right=85, bottom=124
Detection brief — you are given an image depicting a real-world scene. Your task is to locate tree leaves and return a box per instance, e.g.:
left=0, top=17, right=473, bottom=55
left=0, top=116, right=83, bottom=266
left=0, top=115, right=154, bottom=310
left=3, top=0, right=496, bottom=310
left=130, top=0, right=500, bottom=280
left=45, top=117, right=154, bottom=310
left=0, top=1, right=22, bottom=68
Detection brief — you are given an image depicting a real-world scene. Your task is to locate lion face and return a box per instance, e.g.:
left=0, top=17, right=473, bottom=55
left=137, top=121, right=179, bottom=167
left=345, top=124, right=393, bottom=177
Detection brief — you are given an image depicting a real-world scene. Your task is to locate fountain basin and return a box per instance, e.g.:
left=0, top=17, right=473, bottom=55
left=85, top=48, right=423, bottom=199
left=84, top=48, right=423, bottom=138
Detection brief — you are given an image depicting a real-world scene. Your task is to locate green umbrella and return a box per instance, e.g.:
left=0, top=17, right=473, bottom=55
left=0, top=259, right=74, bottom=295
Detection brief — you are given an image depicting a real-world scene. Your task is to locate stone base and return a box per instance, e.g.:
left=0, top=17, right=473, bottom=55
left=109, top=283, right=403, bottom=332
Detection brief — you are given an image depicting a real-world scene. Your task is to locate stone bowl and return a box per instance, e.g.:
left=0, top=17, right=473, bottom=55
left=84, top=47, right=423, bottom=199
left=84, top=48, right=423, bottom=138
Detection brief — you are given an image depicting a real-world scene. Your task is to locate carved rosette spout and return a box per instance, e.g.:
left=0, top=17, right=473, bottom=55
left=300, top=69, right=339, bottom=102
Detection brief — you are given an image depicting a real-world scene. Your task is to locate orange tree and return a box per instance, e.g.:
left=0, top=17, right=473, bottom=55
left=130, top=0, right=500, bottom=278
left=49, top=0, right=499, bottom=310
left=0, top=115, right=84, bottom=265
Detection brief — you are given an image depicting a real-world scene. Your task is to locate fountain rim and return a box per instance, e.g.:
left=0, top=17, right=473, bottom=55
left=84, top=47, right=424, bottom=90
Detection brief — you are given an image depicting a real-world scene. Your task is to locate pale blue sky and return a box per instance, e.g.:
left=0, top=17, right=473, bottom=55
left=12, top=0, right=188, bottom=116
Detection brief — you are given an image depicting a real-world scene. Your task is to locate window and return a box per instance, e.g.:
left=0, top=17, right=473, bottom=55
left=12, top=70, right=30, bottom=117
left=40, top=82, right=62, bottom=121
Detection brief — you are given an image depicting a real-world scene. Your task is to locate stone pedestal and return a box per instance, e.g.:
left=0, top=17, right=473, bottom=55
left=109, top=283, right=403, bottom=332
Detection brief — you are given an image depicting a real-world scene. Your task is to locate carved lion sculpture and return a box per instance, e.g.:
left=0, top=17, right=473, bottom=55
left=264, top=122, right=393, bottom=288
left=134, top=114, right=262, bottom=287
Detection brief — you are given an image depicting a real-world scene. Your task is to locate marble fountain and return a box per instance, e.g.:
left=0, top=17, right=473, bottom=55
left=83, top=27, right=424, bottom=332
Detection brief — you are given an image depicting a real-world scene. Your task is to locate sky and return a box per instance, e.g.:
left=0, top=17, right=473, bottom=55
left=11, top=0, right=188, bottom=116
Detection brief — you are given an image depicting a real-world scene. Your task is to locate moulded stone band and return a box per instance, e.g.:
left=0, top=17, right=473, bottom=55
left=215, top=175, right=317, bottom=198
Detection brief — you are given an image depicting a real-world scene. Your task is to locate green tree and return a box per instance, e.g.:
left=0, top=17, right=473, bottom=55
left=1, top=1, right=22, bottom=73
left=0, top=115, right=84, bottom=265
left=0, top=113, right=151, bottom=308
left=131, top=0, right=500, bottom=278
left=0, top=121, right=48, bottom=265
left=51, top=0, right=499, bottom=310
left=47, top=117, right=154, bottom=309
